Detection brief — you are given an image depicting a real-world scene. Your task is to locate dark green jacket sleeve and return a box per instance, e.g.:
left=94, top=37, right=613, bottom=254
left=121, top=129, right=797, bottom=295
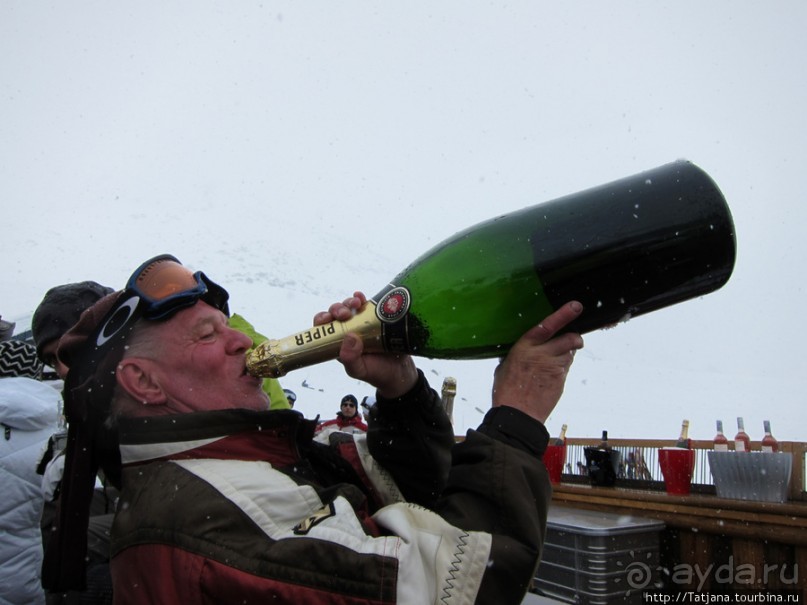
left=365, top=370, right=455, bottom=507
left=369, top=374, right=551, bottom=605
left=436, top=406, right=552, bottom=604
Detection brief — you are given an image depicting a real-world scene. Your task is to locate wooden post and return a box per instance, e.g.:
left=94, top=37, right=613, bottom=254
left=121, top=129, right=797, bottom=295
left=682, top=532, right=714, bottom=591
left=731, top=538, right=765, bottom=589
left=794, top=546, right=807, bottom=600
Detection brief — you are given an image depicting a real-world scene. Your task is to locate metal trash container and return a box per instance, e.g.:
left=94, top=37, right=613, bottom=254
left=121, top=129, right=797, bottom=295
left=533, top=505, right=665, bottom=604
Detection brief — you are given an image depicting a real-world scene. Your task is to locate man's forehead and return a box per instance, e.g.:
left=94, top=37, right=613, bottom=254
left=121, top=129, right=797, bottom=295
left=157, top=302, right=225, bottom=336
left=179, top=301, right=225, bottom=324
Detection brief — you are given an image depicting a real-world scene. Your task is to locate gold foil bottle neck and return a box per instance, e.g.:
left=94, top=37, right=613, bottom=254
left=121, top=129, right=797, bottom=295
left=245, top=302, right=385, bottom=378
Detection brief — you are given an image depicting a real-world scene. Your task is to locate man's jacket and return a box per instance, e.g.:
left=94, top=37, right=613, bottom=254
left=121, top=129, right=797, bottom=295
left=110, top=372, right=552, bottom=604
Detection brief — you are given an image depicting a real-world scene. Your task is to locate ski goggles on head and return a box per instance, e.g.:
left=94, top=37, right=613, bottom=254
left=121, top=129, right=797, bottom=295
left=126, top=254, right=229, bottom=321
left=95, top=254, right=230, bottom=348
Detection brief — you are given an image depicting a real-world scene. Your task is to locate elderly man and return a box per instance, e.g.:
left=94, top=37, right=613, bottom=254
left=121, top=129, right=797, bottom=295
left=44, top=254, right=583, bottom=605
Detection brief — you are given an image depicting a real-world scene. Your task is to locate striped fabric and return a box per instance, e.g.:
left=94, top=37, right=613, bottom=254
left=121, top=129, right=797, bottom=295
left=0, top=340, right=43, bottom=379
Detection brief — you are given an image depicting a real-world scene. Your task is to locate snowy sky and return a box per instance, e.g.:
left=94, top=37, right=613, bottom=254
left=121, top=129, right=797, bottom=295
left=2, top=2, right=805, bottom=441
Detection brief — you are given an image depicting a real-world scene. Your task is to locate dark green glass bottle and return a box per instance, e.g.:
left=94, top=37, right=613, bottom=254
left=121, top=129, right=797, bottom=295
left=247, top=160, right=735, bottom=378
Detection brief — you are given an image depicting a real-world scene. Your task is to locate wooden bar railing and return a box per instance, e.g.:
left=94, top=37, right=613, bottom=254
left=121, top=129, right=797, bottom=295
left=559, top=438, right=806, bottom=501
left=549, top=438, right=807, bottom=597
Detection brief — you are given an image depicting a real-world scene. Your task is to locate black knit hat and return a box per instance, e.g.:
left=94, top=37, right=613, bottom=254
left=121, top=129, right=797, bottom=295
left=31, top=281, right=115, bottom=360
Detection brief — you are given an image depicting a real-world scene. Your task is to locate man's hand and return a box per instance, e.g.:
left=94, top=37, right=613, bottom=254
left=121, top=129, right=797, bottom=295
left=492, top=301, right=584, bottom=423
left=313, top=291, right=419, bottom=399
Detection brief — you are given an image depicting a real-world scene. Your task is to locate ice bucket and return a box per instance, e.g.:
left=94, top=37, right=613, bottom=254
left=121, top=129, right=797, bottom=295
left=708, top=451, right=792, bottom=503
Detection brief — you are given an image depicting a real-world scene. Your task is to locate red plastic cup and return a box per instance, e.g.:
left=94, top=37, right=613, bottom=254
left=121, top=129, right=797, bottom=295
left=543, top=444, right=567, bottom=484
left=658, top=448, right=696, bottom=495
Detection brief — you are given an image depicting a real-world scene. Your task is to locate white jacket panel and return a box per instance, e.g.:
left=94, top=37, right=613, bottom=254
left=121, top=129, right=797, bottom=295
left=0, top=377, right=60, bottom=605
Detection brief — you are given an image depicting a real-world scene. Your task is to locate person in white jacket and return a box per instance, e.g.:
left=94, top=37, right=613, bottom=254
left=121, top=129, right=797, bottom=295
left=0, top=340, right=60, bottom=605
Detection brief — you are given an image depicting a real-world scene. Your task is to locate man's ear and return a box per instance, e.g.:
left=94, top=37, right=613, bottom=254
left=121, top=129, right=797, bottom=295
left=116, top=358, right=167, bottom=405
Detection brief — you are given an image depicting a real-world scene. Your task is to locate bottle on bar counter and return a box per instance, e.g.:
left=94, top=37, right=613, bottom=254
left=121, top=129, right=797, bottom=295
left=713, top=420, right=729, bottom=451
left=598, top=430, right=610, bottom=450
left=440, top=377, right=457, bottom=425
left=734, top=417, right=751, bottom=452
left=761, top=420, right=779, bottom=453
left=675, top=419, right=691, bottom=449
left=246, top=160, right=736, bottom=378
left=553, top=424, right=568, bottom=446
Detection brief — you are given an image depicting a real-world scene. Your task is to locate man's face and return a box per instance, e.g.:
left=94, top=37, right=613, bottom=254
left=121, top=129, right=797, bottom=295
left=140, top=302, right=269, bottom=413
left=340, top=399, right=357, bottom=418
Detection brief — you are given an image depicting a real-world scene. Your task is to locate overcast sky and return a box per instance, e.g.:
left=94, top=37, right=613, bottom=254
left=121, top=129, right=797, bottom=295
left=2, top=2, right=805, bottom=442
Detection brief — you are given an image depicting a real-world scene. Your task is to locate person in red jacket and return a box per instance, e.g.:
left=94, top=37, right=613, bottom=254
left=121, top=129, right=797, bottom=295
left=316, top=394, right=368, bottom=437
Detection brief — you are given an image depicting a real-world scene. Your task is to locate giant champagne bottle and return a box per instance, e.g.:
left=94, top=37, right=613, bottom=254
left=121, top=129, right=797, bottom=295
left=247, top=160, right=736, bottom=378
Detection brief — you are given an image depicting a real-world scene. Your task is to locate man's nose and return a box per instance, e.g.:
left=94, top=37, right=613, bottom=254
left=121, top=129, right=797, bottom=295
left=227, top=326, right=255, bottom=353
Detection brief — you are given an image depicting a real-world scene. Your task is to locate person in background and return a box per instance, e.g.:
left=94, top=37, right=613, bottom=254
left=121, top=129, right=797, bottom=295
left=32, top=281, right=114, bottom=380
left=360, top=394, right=375, bottom=418
left=42, top=254, right=584, bottom=604
left=0, top=338, right=59, bottom=605
left=316, top=393, right=368, bottom=438
left=0, top=315, right=15, bottom=341
left=32, top=281, right=116, bottom=605
left=283, top=388, right=297, bottom=408
left=633, top=448, right=653, bottom=480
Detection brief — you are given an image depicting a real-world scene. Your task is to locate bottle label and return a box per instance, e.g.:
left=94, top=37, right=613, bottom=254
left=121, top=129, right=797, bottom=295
left=735, top=440, right=746, bottom=452
left=375, top=286, right=411, bottom=323
left=714, top=443, right=729, bottom=452
left=293, top=323, right=337, bottom=346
